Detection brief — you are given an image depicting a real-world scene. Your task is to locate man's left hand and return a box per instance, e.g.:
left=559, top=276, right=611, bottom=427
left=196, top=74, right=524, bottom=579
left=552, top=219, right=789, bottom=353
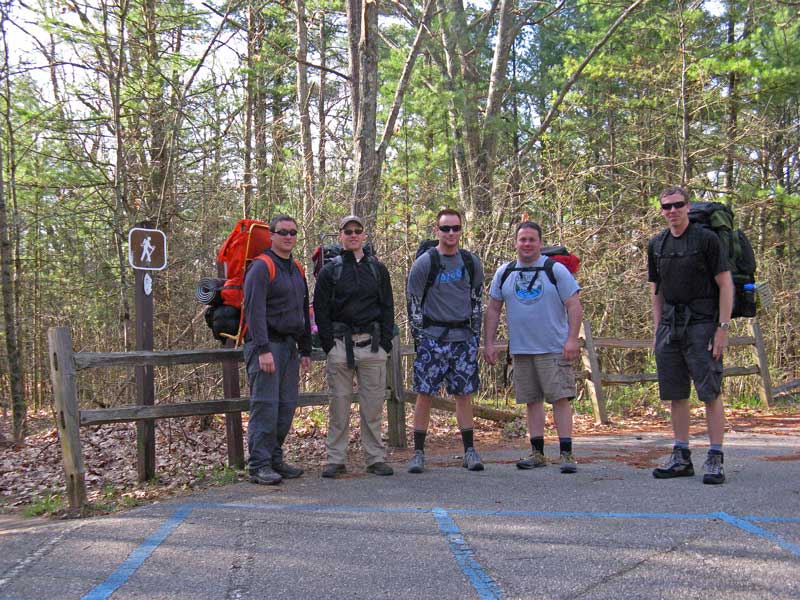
left=712, top=327, right=728, bottom=360
left=562, top=338, right=580, bottom=361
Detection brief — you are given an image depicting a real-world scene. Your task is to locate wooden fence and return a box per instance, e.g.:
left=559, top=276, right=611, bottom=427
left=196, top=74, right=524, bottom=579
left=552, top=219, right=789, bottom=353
left=48, top=318, right=774, bottom=513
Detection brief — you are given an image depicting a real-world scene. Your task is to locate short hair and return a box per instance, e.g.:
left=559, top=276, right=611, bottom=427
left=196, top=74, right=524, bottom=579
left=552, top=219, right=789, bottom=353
left=436, top=208, right=462, bottom=224
left=515, top=221, right=542, bottom=240
left=660, top=186, right=690, bottom=202
left=269, top=214, right=297, bottom=231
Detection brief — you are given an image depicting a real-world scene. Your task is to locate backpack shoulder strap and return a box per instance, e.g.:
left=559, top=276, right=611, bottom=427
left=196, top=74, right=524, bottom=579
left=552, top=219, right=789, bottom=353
left=499, top=260, right=518, bottom=288
left=293, top=258, right=305, bottom=280
left=253, top=254, right=277, bottom=281
left=459, top=249, right=475, bottom=287
left=367, top=255, right=384, bottom=304
left=421, top=247, right=441, bottom=307
left=543, top=257, right=558, bottom=287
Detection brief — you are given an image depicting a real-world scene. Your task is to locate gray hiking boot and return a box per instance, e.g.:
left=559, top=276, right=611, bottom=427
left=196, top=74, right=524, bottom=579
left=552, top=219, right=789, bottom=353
left=559, top=451, right=577, bottom=474
left=407, top=450, right=425, bottom=474
left=462, top=447, right=484, bottom=471
left=702, top=451, right=725, bottom=485
left=653, top=447, right=694, bottom=479
left=517, top=450, right=547, bottom=470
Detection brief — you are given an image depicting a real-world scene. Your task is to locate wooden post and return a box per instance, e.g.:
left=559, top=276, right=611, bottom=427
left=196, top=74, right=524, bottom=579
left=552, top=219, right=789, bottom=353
left=135, top=269, right=156, bottom=481
left=47, top=327, right=87, bottom=514
left=749, top=318, right=773, bottom=407
left=218, top=262, right=245, bottom=469
left=580, top=320, right=608, bottom=425
left=386, top=335, right=407, bottom=448
left=222, top=338, right=245, bottom=468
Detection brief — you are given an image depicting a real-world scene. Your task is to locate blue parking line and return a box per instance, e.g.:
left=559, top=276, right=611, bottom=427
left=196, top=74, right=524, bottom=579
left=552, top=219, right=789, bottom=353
left=744, top=515, right=800, bottom=524
left=80, top=505, right=193, bottom=600
left=85, top=502, right=797, bottom=599
left=714, top=512, right=800, bottom=559
left=432, top=508, right=505, bottom=600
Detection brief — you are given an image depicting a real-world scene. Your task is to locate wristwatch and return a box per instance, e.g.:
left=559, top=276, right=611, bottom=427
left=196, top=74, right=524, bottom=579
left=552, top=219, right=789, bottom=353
left=718, top=322, right=730, bottom=330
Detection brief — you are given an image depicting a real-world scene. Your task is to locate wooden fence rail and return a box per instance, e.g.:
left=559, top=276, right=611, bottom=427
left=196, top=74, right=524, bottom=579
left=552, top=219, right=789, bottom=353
left=49, top=318, right=775, bottom=514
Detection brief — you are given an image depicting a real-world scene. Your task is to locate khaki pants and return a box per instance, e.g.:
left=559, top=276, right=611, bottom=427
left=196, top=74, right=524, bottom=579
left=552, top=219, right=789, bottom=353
left=325, top=336, right=388, bottom=466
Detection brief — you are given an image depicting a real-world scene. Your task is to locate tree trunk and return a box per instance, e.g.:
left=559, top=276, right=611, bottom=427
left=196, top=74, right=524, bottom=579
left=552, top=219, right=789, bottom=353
left=352, top=0, right=380, bottom=224
left=0, top=147, right=25, bottom=442
left=296, top=0, right=315, bottom=258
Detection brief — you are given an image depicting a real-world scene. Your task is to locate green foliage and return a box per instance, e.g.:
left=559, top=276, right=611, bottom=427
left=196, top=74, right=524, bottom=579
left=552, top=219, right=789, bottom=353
left=22, top=493, right=64, bottom=518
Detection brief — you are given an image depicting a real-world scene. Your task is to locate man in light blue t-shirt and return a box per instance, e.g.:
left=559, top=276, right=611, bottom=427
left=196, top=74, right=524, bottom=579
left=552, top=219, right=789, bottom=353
left=484, top=221, right=583, bottom=473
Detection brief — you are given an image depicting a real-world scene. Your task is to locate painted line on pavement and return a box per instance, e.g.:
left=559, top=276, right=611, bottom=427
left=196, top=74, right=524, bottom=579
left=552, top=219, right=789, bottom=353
left=79, top=502, right=797, bottom=599
left=714, top=512, right=800, bottom=559
left=80, top=505, right=193, bottom=600
left=432, top=508, right=505, bottom=600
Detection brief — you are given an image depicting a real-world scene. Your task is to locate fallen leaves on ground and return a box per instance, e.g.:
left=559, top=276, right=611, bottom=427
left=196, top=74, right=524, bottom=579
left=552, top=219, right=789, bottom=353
left=1, top=403, right=797, bottom=516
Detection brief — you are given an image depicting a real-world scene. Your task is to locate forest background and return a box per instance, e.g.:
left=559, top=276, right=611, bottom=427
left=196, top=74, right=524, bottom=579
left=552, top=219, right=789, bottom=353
left=0, top=0, right=798, bottom=444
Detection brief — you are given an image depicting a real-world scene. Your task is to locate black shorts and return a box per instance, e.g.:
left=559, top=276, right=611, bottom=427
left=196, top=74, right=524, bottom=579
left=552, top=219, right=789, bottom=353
left=654, top=320, right=723, bottom=403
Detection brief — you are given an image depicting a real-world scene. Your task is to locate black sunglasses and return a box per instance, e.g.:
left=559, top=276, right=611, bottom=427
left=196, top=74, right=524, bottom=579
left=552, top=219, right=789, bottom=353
left=342, top=228, right=364, bottom=236
left=660, top=201, right=687, bottom=211
left=438, top=224, right=462, bottom=233
left=273, top=229, right=298, bottom=236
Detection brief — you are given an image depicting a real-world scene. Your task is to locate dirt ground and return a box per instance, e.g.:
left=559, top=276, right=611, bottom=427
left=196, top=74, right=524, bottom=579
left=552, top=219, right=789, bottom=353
left=1, top=401, right=798, bottom=516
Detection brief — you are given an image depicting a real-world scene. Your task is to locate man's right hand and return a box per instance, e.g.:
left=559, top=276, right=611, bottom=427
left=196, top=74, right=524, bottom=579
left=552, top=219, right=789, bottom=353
left=258, top=352, right=275, bottom=373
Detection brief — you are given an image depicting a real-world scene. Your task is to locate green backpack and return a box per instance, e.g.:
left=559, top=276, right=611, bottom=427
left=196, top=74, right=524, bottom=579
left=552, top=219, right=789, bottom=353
left=688, top=202, right=757, bottom=318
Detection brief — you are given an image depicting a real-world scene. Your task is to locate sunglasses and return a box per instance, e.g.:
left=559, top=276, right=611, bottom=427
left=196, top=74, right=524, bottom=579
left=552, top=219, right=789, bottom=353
left=438, top=225, right=462, bottom=233
left=660, top=201, right=687, bottom=211
left=273, top=229, right=298, bottom=237
left=342, top=228, right=364, bottom=236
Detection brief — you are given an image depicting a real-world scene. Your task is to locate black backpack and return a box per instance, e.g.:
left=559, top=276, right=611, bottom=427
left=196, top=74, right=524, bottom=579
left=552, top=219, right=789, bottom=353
left=497, top=246, right=580, bottom=294
left=688, top=202, right=757, bottom=318
left=414, top=240, right=476, bottom=307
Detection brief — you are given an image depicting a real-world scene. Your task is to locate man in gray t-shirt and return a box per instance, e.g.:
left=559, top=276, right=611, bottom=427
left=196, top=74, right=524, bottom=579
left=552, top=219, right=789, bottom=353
left=406, top=208, right=485, bottom=474
left=484, top=221, right=583, bottom=474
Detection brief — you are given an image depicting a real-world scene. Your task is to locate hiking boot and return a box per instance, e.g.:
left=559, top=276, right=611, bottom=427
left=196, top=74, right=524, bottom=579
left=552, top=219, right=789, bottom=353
left=272, top=461, right=303, bottom=479
left=517, top=450, right=547, bottom=470
left=462, top=447, right=485, bottom=471
left=249, top=466, right=282, bottom=485
left=408, top=450, right=425, bottom=474
left=702, top=451, right=725, bottom=485
left=559, top=452, right=577, bottom=474
left=653, top=447, right=694, bottom=479
left=366, top=462, right=394, bottom=476
left=321, top=463, right=346, bottom=478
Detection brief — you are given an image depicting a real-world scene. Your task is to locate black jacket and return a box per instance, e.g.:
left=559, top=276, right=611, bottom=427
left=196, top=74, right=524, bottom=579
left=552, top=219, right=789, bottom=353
left=313, top=251, right=394, bottom=354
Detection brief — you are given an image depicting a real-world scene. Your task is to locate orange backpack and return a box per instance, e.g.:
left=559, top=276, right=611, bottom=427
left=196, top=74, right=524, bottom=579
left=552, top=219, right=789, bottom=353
left=213, top=219, right=305, bottom=343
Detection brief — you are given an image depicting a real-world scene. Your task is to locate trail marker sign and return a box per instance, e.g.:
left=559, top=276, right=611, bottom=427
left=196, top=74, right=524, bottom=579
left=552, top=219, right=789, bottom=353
left=129, top=228, right=167, bottom=271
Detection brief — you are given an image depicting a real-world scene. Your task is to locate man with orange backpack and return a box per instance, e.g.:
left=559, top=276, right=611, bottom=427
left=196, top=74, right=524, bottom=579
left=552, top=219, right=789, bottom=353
left=243, top=215, right=312, bottom=485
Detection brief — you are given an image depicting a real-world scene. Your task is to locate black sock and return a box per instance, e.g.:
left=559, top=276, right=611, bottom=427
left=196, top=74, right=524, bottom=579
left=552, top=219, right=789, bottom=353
left=559, top=437, right=572, bottom=454
left=531, top=437, right=544, bottom=454
left=414, top=430, right=427, bottom=452
left=461, top=428, right=474, bottom=452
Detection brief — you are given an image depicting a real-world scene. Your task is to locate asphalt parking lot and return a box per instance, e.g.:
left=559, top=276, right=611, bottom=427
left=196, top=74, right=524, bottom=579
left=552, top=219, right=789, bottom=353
left=1, top=430, right=798, bottom=600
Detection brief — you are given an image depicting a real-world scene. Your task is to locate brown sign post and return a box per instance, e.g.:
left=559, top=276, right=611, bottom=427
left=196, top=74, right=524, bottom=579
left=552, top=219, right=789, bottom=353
left=129, top=226, right=167, bottom=482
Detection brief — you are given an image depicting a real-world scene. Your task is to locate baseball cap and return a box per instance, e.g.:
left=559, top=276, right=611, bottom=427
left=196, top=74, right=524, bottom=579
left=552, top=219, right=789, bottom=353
left=339, top=215, right=365, bottom=230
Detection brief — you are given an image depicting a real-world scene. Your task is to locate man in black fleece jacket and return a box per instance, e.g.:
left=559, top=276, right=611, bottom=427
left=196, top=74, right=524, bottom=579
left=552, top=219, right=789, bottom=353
left=314, top=215, right=395, bottom=478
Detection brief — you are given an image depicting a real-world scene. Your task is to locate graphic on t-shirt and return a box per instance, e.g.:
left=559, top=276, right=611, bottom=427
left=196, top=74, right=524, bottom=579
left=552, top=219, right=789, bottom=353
left=437, top=265, right=466, bottom=284
left=514, top=271, right=543, bottom=304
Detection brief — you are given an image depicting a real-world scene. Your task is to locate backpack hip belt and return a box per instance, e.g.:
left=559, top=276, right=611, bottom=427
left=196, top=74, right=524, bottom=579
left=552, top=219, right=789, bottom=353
left=332, top=321, right=381, bottom=368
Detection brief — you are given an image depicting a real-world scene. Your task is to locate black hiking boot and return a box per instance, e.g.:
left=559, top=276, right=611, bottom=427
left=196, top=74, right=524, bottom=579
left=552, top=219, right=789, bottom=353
left=653, top=447, right=694, bottom=479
